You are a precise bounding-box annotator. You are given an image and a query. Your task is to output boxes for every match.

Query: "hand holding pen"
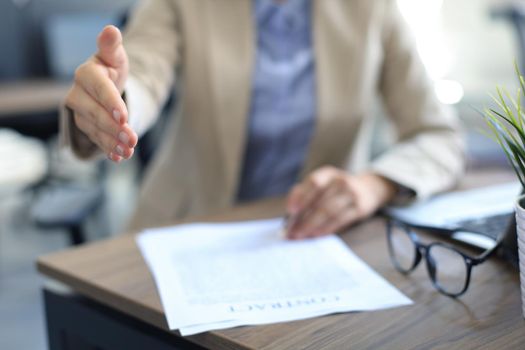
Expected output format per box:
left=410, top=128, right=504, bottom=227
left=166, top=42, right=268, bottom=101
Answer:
left=284, top=166, right=398, bottom=240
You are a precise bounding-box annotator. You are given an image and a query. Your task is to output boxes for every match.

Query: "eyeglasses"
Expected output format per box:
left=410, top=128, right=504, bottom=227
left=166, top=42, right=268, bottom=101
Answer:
left=385, top=219, right=502, bottom=297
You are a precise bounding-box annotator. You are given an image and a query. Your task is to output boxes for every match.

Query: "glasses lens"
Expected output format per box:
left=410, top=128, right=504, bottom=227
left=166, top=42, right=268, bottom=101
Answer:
left=388, top=223, right=417, bottom=272
left=427, top=245, right=468, bottom=296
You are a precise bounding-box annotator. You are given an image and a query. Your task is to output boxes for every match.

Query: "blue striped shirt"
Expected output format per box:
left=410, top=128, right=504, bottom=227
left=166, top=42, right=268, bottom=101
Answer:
left=237, top=0, right=316, bottom=202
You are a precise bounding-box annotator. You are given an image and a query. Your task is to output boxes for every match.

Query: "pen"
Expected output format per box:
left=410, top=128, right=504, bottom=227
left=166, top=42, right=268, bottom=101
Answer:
left=280, top=214, right=292, bottom=239
left=283, top=213, right=292, bottom=229
left=282, top=212, right=301, bottom=239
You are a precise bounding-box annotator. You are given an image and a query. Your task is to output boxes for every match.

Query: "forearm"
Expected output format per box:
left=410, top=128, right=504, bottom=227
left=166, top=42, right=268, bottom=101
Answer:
left=377, top=0, right=466, bottom=199
left=370, top=128, right=465, bottom=200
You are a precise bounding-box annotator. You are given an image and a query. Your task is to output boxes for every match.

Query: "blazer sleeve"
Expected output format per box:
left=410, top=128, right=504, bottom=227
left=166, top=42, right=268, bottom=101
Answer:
left=369, top=0, right=466, bottom=200
left=60, top=0, right=181, bottom=159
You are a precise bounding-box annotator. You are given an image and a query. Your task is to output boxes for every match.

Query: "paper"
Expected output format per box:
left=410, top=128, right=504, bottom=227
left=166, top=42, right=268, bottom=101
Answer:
left=136, top=218, right=412, bottom=336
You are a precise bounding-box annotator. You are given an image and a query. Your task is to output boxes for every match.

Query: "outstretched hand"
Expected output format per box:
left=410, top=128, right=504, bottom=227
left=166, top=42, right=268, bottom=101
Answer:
left=65, top=25, right=137, bottom=162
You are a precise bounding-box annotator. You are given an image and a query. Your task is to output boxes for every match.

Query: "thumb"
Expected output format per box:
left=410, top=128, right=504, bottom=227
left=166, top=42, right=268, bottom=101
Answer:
left=96, top=25, right=126, bottom=68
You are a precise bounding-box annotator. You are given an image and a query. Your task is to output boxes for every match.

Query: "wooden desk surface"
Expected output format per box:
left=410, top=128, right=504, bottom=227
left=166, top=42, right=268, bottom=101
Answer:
left=37, top=168, right=525, bottom=350
left=0, top=79, right=70, bottom=116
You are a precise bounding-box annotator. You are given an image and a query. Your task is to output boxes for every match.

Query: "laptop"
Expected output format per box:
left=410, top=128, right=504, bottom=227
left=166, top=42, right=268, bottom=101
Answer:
left=385, top=182, right=521, bottom=256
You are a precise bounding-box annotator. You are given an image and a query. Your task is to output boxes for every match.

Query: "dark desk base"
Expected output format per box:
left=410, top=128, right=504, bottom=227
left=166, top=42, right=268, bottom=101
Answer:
left=43, top=289, right=205, bottom=350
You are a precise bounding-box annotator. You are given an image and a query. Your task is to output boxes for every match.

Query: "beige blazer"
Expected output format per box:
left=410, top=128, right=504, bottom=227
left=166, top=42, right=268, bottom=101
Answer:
left=61, top=0, right=465, bottom=231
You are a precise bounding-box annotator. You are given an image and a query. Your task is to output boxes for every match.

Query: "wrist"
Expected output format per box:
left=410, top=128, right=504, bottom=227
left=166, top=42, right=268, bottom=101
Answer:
left=356, top=172, right=398, bottom=207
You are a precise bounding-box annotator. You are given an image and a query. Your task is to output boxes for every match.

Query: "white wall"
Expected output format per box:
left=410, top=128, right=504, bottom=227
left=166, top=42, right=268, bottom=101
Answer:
left=442, top=0, right=519, bottom=97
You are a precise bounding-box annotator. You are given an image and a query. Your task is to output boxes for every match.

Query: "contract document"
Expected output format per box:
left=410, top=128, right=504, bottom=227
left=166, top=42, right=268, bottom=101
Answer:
left=136, top=218, right=412, bottom=336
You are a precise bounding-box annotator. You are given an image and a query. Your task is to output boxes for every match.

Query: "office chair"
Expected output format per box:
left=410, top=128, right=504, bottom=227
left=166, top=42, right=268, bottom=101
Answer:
left=30, top=168, right=106, bottom=246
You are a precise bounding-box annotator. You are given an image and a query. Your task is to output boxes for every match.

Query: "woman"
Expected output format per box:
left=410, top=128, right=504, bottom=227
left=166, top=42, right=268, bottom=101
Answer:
left=61, top=0, right=464, bottom=237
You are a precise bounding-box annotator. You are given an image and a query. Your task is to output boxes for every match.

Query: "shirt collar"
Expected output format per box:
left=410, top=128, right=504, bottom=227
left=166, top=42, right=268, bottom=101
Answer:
left=254, top=0, right=310, bottom=33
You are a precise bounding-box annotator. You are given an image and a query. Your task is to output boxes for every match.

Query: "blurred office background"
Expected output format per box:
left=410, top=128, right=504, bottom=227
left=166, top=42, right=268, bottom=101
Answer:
left=0, top=1, right=138, bottom=349
left=0, top=0, right=522, bottom=349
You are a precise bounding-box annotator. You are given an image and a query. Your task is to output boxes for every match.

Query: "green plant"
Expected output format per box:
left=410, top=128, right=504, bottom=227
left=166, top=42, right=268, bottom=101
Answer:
left=483, top=63, right=525, bottom=189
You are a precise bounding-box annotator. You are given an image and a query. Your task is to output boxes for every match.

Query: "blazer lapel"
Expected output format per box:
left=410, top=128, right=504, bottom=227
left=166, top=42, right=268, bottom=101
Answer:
left=206, top=0, right=363, bottom=200
left=206, top=0, right=255, bottom=203
left=301, top=0, right=364, bottom=178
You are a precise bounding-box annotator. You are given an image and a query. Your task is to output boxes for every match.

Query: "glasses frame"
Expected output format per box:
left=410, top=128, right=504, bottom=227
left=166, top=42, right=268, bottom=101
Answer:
left=386, top=219, right=502, bottom=297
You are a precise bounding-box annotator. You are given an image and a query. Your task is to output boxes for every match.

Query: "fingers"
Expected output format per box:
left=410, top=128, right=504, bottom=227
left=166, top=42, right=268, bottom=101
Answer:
left=288, top=178, right=357, bottom=239
left=96, top=25, right=126, bottom=69
left=285, top=166, right=339, bottom=237
left=108, top=152, right=123, bottom=163
left=285, top=169, right=399, bottom=240
left=74, top=62, right=128, bottom=125
left=67, top=86, right=121, bottom=139
left=286, top=166, right=337, bottom=216
left=286, top=185, right=302, bottom=215
left=315, top=207, right=360, bottom=239
left=73, top=112, right=135, bottom=160
left=66, top=83, right=137, bottom=158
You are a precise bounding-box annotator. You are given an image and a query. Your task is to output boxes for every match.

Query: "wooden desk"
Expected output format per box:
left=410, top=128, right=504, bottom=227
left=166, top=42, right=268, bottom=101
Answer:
left=0, top=79, right=70, bottom=116
left=0, top=79, right=71, bottom=139
left=37, top=169, right=525, bottom=350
